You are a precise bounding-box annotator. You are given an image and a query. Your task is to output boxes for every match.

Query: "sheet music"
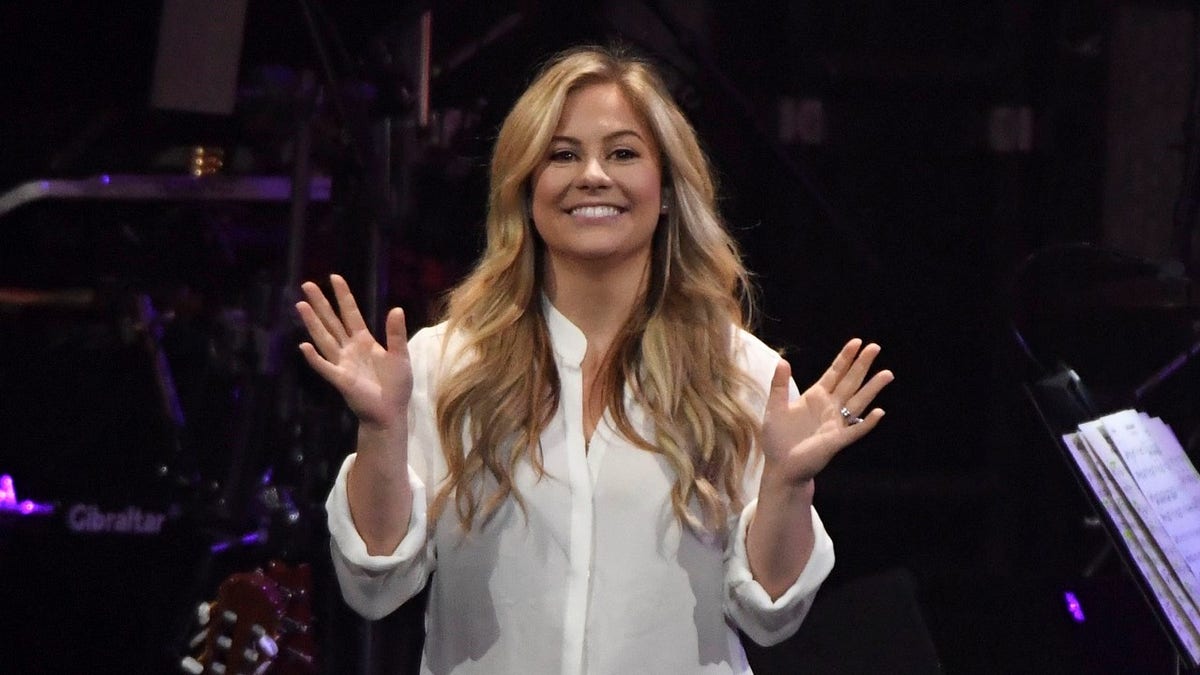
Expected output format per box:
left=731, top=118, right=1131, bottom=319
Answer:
left=1079, top=416, right=1200, bottom=615
left=1063, top=432, right=1200, bottom=661
left=1143, top=415, right=1200, bottom=579
left=1065, top=416, right=1200, bottom=663
left=1101, top=410, right=1200, bottom=588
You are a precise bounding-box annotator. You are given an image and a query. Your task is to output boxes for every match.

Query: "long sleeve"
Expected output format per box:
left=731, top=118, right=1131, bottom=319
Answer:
left=721, top=329, right=835, bottom=646
left=325, top=325, right=449, bottom=621
left=322, top=313, right=838, bottom=672
left=723, top=498, right=835, bottom=646
left=326, top=456, right=433, bottom=620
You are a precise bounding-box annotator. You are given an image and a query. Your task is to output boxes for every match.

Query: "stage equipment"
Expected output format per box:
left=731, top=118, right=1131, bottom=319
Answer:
left=1015, top=240, right=1200, bottom=673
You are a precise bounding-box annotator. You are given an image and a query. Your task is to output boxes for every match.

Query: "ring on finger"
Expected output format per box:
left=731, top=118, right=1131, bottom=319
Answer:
left=840, top=406, right=864, bottom=426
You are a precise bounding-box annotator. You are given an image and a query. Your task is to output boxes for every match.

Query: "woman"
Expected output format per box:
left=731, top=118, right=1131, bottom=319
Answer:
left=297, top=45, right=893, bottom=674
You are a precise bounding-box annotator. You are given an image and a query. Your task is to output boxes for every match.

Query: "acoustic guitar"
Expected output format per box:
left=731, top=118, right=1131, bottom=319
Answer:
left=180, top=560, right=317, bottom=674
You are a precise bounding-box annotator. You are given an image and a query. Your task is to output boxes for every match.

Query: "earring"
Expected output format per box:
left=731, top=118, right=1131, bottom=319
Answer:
left=660, top=199, right=669, bottom=214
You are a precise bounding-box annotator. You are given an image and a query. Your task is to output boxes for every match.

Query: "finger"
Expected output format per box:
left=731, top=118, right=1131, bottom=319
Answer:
left=384, top=307, right=409, bottom=356
left=843, top=370, right=895, bottom=418
left=330, top=274, right=369, bottom=335
left=301, top=280, right=349, bottom=342
left=832, top=342, right=882, bottom=400
left=815, top=338, right=863, bottom=392
left=295, top=300, right=341, bottom=359
left=792, top=407, right=885, bottom=479
left=772, top=355, right=792, bottom=391
left=844, top=365, right=892, bottom=408
left=838, top=408, right=886, bottom=444
left=298, top=341, right=344, bottom=385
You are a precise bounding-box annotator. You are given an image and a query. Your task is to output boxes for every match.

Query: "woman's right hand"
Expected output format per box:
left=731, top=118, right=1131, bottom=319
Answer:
left=295, top=274, right=412, bottom=431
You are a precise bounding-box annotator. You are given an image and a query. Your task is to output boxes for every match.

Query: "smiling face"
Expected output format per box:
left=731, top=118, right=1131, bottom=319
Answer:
left=529, top=82, right=664, bottom=275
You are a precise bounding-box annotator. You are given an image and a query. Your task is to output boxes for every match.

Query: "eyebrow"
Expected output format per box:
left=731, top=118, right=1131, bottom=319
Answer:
left=549, top=130, right=647, bottom=145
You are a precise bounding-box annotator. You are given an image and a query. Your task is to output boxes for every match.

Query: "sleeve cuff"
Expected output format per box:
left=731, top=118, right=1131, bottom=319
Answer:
left=725, top=498, right=835, bottom=646
left=325, top=453, right=429, bottom=574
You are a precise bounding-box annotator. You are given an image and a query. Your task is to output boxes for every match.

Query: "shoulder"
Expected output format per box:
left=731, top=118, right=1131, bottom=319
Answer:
left=406, top=321, right=446, bottom=364
left=408, top=321, right=472, bottom=387
left=408, top=320, right=450, bottom=352
left=731, top=326, right=783, bottom=413
left=731, top=327, right=782, bottom=382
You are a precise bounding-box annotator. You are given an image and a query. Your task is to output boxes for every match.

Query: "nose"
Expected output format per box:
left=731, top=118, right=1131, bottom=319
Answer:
left=575, top=156, right=612, bottom=190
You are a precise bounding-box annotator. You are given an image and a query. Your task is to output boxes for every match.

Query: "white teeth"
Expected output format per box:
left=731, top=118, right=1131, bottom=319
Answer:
left=571, top=205, right=621, bottom=218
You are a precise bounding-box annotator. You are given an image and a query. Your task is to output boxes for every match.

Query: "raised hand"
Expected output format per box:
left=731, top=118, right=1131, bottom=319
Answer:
left=295, top=274, right=412, bottom=431
left=759, top=339, right=894, bottom=486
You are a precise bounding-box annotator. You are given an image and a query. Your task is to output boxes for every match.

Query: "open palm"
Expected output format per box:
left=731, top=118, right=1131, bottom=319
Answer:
left=295, top=274, right=412, bottom=430
left=760, top=339, right=894, bottom=485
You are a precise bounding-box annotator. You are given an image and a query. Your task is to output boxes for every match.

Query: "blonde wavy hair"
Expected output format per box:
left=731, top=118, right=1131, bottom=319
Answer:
left=432, top=45, right=760, bottom=533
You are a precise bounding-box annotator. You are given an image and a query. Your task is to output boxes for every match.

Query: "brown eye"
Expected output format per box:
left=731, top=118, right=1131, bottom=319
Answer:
left=550, top=149, right=577, bottom=162
left=611, top=148, right=639, bottom=160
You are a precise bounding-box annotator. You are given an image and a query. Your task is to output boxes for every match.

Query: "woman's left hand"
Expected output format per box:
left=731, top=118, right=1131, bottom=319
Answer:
left=759, top=339, right=894, bottom=487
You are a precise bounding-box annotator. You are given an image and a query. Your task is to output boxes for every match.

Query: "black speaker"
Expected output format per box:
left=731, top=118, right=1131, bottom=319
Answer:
left=0, top=306, right=203, bottom=673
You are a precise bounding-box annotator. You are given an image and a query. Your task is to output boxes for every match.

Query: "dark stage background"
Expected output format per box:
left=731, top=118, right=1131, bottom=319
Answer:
left=1, top=1, right=1198, bottom=673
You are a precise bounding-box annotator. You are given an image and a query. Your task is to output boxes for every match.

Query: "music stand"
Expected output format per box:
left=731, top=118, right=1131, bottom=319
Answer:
left=1025, top=367, right=1200, bottom=674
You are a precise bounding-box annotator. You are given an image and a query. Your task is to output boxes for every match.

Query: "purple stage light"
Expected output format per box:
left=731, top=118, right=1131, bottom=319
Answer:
left=0, top=474, right=15, bottom=507
left=209, top=530, right=264, bottom=554
left=1063, top=591, right=1086, bottom=623
left=0, top=474, right=54, bottom=516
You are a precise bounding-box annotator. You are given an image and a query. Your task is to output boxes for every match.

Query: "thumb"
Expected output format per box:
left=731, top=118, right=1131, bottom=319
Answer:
left=768, top=358, right=791, bottom=406
left=384, top=307, right=409, bottom=354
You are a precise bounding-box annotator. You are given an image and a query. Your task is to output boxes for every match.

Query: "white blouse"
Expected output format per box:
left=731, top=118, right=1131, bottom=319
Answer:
left=326, top=300, right=835, bottom=674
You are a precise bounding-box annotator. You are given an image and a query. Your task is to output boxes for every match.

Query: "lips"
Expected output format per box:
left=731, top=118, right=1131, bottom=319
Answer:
left=568, top=205, right=624, bottom=218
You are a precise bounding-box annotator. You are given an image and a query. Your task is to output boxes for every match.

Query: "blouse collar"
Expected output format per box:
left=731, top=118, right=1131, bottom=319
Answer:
left=540, top=295, right=588, bottom=367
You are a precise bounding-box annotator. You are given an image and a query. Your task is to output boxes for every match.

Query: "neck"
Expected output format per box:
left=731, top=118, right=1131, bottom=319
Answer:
left=542, top=253, right=649, bottom=352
